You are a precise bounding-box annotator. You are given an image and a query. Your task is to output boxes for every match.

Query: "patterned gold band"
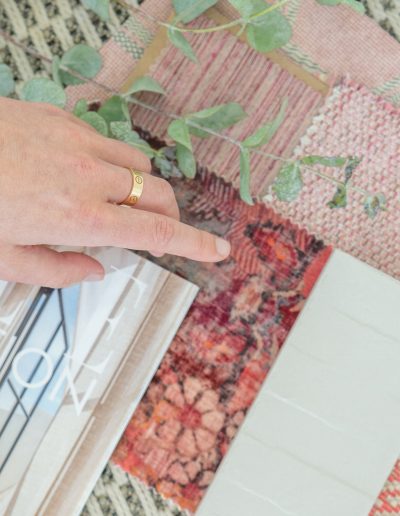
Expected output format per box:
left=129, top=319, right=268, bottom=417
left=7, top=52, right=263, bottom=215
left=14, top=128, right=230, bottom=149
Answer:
left=120, top=168, right=144, bottom=206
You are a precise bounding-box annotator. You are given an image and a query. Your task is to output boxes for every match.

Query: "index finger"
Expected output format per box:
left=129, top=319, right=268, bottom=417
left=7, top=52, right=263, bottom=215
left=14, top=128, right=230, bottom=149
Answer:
left=82, top=204, right=231, bottom=262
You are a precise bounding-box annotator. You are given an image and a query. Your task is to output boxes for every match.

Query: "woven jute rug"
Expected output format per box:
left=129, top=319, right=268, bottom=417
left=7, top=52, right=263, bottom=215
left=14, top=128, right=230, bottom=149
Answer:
left=1, top=1, right=399, bottom=515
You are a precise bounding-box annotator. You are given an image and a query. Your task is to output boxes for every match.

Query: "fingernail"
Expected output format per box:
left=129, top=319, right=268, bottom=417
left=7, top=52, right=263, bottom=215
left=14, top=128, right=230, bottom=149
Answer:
left=216, top=238, right=231, bottom=257
left=84, top=272, right=104, bottom=282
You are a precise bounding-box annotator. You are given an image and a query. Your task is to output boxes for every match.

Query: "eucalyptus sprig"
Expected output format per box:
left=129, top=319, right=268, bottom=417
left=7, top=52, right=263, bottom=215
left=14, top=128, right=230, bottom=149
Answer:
left=0, top=0, right=386, bottom=218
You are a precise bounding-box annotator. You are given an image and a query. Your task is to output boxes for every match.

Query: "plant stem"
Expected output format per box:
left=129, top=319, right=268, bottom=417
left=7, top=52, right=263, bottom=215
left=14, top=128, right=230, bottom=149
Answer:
left=0, top=30, right=375, bottom=200
left=115, top=0, right=289, bottom=34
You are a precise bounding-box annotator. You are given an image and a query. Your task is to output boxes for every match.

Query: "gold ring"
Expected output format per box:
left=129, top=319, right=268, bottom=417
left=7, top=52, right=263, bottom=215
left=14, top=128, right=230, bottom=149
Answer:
left=120, top=168, right=144, bottom=206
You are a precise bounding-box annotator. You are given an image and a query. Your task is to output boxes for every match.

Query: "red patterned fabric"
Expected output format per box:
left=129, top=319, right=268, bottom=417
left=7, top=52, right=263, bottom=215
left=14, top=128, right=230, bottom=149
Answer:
left=113, top=167, right=332, bottom=512
left=370, top=460, right=400, bottom=515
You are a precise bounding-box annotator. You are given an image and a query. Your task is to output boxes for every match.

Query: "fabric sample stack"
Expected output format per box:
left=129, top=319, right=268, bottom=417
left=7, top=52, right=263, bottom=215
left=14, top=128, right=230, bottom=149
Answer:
left=1, top=1, right=399, bottom=515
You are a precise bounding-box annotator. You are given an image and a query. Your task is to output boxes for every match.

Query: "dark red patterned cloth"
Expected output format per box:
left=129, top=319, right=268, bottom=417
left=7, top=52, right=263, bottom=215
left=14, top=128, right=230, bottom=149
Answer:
left=113, top=167, right=332, bottom=512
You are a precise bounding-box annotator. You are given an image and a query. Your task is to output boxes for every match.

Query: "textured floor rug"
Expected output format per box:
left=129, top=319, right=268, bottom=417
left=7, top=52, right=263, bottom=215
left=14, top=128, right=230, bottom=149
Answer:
left=1, top=1, right=400, bottom=515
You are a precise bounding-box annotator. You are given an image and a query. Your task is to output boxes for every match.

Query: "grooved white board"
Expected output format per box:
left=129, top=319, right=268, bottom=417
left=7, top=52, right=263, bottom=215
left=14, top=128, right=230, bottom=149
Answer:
left=197, top=250, right=400, bottom=516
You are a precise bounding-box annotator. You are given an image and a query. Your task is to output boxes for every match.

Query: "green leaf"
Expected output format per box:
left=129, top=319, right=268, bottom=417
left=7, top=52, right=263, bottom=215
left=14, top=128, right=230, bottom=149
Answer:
left=227, top=0, right=266, bottom=18
left=316, top=0, right=365, bottom=13
left=73, top=98, right=89, bottom=117
left=300, top=155, right=347, bottom=167
left=51, top=56, right=63, bottom=88
left=327, top=184, right=347, bottom=209
left=176, top=143, right=196, bottom=178
left=124, top=76, right=165, bottom=96
left=172, top=0, right=218, bottom=23
left=167, top=28, right=198, bottom=63
left=98, top=95, right=131, bottom=128
left=59, top=44, right=102, bottom=86
left=0, top=64, right=15, bottom=97
left=110, top=121, right=156, bottom=158
left=186, top=102, right=247, bottom=138
left=273, top=161, right=303, bottom=202
left=168, top=119, right=192, bottom=150
left=239, top=147, right=254, bottom=205
left=79, top=111, right=108, bottom=136
left=242, top=98, right=288, bottom=148
left=21, top=78, right=66, bottom=108
left=344, top=156, right=362, bottom=183
left=81, top=0, right=110, bottom=21
left=246, top=10, right=292, bottom=53
left=363, top=193, right=387, bottom=218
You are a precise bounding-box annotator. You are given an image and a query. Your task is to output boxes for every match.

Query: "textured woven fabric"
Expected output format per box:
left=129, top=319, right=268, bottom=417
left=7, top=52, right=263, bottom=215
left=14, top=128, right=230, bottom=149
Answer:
left=362, top=0, right=400, bottom=42
left=83, top=463, right=187, bottom=516
left=113, top=166, right=331, bottom=513
left=129, top=16, right=323, bottom=195
left=270, top=79, right=400, bottom=280
left=216, top=0, right=400, bottom=105
left=371, top=460, right=400, bottom=515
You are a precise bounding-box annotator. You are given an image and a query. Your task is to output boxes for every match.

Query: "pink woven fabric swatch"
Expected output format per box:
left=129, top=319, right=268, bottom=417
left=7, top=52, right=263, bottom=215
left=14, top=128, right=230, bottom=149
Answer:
left=217, top=0, right=400, bottom=104
left=270, top=79, right=400, bottom=279
left=129, top=16, right=322, bottom=194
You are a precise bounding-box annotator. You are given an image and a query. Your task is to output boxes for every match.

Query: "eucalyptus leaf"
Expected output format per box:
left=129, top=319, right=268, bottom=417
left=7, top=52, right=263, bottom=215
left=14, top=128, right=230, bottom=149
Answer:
left=167, top=28, right=198, bottom=63
left=81, top=0, right=110, bottom=21
left=110, top=121, right=156, bottom=158
left=73, top=99, right=89, bottom=117
left=242, top=98, right=288, bottom=148
left=273, top=161, right=303, bottom=202
left=176, top=143, right=196, bottom=178
left=0, top=64, right=15, bottom=97
left=51, top=56, right=63, bottom=88
left=186, top=102, right=247, bottom=138
left=168, top=119, right=192, bottom=150
left=172, top=0, right=218, bottom=23
left=59, top=44, right=102, bottom=86
left=80, top=111, right=108, bottom=136
left=227, top=0, right=266, bottom=18
left=327, top=184, right=347, bottom=209
left=300, top=155, right=347, bottom=167
left=21, top=78, right=66, bottom=108
left=363, top=193, right=387, bottom=218
left=316, top=0, right=365, bottom=13
left=124, top=76, right=165, bottom=96
left=246, top=10, right=292, bottom=53
left=98, top=95, right=131, bottom=128
left=344, top=156, right=362, bottom=183
left=239, top=147, right=254, bottom=205
left=341, top=0, right=365, bottom=13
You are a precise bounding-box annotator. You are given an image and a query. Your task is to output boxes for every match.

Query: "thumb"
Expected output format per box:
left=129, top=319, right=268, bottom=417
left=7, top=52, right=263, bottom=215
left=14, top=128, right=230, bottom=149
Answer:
left=1, top=245, right=104, bottom=287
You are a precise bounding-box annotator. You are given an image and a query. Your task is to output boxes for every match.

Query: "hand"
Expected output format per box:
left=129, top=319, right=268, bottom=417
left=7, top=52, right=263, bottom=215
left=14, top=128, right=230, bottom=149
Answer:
left=0, top=98, right=231, bottom=287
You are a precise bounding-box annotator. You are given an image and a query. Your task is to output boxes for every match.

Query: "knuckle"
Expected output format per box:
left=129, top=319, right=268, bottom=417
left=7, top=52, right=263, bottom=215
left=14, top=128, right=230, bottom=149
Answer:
left=73, top=202, right=104, bottom=235
left=72, top=154, right=99, bottom=178
left=152, top=216, right=175, bottom=251
left=158, top=178, right=175, bottom=199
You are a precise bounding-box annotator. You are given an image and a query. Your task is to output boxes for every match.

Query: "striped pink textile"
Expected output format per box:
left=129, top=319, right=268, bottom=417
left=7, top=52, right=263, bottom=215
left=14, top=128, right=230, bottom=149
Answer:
left=130, top=16, right=322, bottom=195
left=270, top=79, right=400, bottom=279
left=217, top=0, right=400, bottom=104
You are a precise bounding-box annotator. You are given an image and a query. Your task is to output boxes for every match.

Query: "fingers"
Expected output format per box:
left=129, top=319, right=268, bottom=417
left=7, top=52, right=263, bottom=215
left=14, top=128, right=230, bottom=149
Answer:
left=0, top=245, right=104, bottom=288
left=79, top=205, right=231, bottom=262
left=101, top=163, right=180, bottom=220
left=87, top=133, right=152, bottom=173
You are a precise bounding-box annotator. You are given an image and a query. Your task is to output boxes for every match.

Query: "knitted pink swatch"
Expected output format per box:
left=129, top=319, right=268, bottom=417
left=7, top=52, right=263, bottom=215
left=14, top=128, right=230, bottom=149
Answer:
left=270, top=79, right=400, bottom=279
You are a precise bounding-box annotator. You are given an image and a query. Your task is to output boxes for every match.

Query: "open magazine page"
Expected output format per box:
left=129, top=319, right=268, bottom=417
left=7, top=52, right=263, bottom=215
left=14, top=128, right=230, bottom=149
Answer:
left=0, top=247, right=198, bottom=516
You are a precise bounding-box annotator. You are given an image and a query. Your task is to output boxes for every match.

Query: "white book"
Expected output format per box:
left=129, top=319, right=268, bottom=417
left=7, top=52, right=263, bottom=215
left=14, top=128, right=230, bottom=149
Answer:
left=0, top=247, right=198, bottom=516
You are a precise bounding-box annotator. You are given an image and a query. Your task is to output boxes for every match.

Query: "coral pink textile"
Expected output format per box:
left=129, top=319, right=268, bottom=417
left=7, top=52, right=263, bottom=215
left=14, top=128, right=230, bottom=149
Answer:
left=130, top=16, right=322, bottom=194
left=271, top=79, right=400, bottom=280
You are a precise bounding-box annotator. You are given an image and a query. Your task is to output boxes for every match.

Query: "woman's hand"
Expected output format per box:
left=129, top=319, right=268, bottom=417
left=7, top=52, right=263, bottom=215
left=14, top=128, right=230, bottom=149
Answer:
left=0, top=98, right=231, bottom=287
